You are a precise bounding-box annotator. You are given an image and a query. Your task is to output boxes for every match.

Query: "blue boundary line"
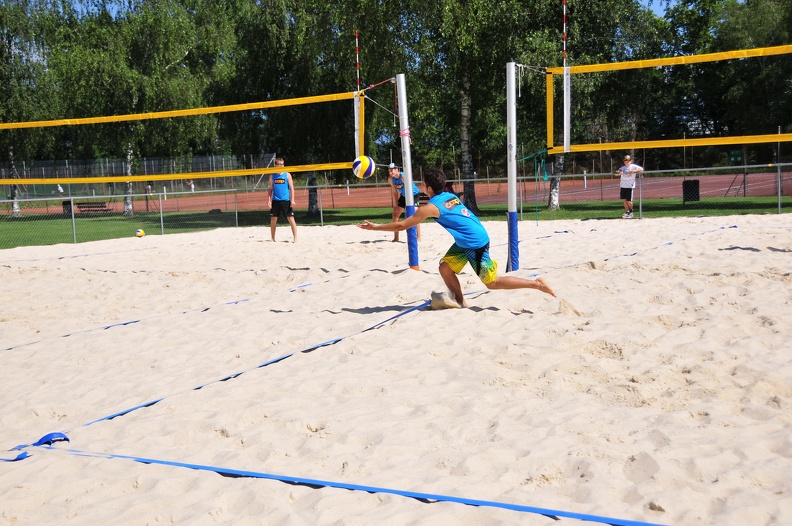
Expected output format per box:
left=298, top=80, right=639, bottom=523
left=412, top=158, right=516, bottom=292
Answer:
left=6, top=434, right=665, bottom=526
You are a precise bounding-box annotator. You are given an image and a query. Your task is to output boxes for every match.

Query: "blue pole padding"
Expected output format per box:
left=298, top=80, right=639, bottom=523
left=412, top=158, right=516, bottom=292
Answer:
left=506, top=211, right=519, bottom=271
left=406, top=205, right=419, bottom=269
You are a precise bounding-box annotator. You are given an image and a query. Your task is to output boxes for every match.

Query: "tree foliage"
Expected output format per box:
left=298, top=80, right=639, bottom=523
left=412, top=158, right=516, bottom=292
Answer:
left=0, top=0, right=789, bottom=175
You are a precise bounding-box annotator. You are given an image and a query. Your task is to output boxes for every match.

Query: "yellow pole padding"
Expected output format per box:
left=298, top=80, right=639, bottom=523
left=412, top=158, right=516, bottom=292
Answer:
left=546, top=133, right=792, bottom=155
left=546, top=73, right=554, bottom=150
left=0, top=162, right=352, bottom=185
left=0, top=92, right=356, bottom=130
left=546, top=44, right=792, bottom=74
left=357, top=92, right=366, bottom=156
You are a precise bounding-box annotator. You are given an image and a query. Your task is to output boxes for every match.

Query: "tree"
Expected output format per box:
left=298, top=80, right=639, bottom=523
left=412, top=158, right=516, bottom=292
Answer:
left=0, top=0, right=61, bottom=163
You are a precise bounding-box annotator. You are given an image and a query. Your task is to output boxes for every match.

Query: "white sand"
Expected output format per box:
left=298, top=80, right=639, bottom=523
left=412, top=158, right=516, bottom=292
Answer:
left=1, top=215, right=791, bottom=525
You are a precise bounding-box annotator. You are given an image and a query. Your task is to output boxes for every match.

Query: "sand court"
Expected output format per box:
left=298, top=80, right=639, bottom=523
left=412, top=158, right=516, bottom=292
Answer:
left=1, top=215, right=791, bottom=525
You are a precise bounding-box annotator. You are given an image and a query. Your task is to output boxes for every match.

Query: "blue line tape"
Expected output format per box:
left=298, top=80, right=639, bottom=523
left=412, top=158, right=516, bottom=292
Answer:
left=1, top=451, right=29, bottom=462
left=39, top=443, right=665, bottom=526
left=103, top=320, right=141, bottom=329
left=83, top=399, right=164, bottom=427
left=11, top=431, right=69, bottom=452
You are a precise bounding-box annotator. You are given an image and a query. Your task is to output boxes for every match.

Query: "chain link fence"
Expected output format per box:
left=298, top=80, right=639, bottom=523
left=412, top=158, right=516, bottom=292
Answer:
left=2, top=164, right=790, bottom=249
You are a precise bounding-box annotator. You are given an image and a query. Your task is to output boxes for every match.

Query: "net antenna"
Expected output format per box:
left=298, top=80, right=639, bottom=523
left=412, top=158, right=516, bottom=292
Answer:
left=563, top=0, right=571, bottom=153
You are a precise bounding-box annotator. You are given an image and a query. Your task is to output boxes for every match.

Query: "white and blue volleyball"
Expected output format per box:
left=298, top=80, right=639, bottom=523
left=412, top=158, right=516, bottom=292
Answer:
left=352, top=156, right=376, bottom=179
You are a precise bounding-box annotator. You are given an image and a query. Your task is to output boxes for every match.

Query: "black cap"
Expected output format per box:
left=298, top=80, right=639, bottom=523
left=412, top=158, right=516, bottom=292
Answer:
left=388, top=162, right=399, bottom=169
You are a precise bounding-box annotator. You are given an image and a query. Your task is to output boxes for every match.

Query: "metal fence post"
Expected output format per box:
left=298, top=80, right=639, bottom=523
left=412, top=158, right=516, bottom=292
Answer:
left=70, top=197, right=76, bottom=243
left=234, top=190, right=239, bottom=227
left=778, top=130, right=783, bottom=214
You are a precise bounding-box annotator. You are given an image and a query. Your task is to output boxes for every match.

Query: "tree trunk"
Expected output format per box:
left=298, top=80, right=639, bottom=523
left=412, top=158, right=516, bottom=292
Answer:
left=9, top=147, right=21, bottom=217
left=459, top=66, right=479, bottom=214
left=307, top=173, right=319, bottom=216
left=10, top=184, right=20, bottom=218
left=548, top=154, right=563, bottom=210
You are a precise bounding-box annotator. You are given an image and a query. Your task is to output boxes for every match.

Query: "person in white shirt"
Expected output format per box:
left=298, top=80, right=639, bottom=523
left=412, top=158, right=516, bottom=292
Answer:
left=616, top=154, right=643, bottom=219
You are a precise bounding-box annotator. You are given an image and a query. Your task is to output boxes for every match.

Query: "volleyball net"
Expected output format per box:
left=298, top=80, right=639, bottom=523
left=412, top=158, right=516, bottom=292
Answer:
left=0, top=90, right=366, bottom=187
left=545, top=44, right=792, bottom=155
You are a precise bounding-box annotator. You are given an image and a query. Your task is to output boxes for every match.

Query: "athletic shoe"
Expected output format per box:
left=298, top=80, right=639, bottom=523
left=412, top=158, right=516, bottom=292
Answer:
left=626, top=212, right=634, bottom=219
left=622, top=212, right=630, bottom=219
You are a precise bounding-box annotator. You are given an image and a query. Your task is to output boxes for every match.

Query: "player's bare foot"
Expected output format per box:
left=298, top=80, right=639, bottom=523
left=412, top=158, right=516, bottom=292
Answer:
left=535, top=277, right=556, bottom=297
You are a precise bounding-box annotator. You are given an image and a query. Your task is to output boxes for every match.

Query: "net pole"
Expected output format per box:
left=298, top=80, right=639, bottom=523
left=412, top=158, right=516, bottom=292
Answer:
left=563, top=0, right=571, bottom=153
left=395, top=73, right=419, bottom=270
left=506, top=62, right=519, bottom=272
left=353, top=93, right=361, bottom=157
left=354, top=31, right=363, bottom=157
left=355, top=31, right=361, bottom=92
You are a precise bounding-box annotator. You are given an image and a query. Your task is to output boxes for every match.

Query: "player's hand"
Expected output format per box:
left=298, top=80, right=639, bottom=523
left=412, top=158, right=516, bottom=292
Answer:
left=356, top=220, right=376, bottom=230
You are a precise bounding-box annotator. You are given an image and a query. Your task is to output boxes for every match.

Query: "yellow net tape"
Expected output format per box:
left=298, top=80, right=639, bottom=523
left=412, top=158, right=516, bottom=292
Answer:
left=0, top=162, right=352, bottom=185
left=0, top=92, right=356, bottom=130
left=546, top=45, right=792, bottom=74
left=547, top=133, right=792, bottom=155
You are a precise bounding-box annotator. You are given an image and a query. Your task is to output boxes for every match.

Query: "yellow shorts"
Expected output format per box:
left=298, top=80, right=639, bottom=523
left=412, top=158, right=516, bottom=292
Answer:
left=442, top=243, right=498, bottom=285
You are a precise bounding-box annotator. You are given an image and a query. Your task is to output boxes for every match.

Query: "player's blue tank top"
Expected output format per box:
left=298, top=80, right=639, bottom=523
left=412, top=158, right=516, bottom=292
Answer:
left=428, top=192, right=489, bottom=249
left=271, top=172, right=290, bottom=200
left=392, top=173, right=419, bottom=197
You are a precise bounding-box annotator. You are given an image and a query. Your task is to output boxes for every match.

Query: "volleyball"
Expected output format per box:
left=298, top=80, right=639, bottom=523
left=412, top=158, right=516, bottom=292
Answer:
left=135, top=229, right=145, bottom=237
left=352, top=155, right=376, bottom=179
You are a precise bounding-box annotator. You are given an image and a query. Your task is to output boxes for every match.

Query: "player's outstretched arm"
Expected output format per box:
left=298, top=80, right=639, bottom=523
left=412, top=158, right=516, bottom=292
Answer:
left=357, top=204, right=438, bottom=232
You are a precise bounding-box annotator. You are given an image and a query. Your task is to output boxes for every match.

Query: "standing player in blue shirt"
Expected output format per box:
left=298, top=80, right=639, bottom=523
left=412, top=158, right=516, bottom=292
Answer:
left=268, top=157, right=298, bottom=242
left=358, top=168, right=555, bottom=307
left=387, top=162, right=421, bottom=243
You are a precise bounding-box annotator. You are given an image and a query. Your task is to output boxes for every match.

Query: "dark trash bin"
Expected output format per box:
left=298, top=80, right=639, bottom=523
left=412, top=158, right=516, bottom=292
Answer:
left=62, top=200, right=72, bottom=215
left=683, top=180, right=700, bottom=203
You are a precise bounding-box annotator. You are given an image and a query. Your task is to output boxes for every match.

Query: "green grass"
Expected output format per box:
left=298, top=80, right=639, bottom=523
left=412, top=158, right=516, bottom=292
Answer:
left=516, top=197, right=789, bottom=221
left=0, top=197, right=788, bottom=249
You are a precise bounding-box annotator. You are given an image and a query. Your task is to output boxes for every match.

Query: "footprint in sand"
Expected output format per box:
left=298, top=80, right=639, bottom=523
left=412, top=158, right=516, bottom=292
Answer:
left=430, top=290, right=461, bottom=310
left=557, top=298, right=583, bottom=317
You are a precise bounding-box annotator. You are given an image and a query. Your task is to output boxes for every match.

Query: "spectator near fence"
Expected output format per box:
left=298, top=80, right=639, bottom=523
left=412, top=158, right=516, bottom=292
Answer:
left=616, top=155, right=643, bottom=219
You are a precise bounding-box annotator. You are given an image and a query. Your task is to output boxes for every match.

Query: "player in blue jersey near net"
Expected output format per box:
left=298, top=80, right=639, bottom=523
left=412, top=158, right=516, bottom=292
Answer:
left=387, top=162, right=421, bottom=243
left=268, top=157, right=298, bottom=242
